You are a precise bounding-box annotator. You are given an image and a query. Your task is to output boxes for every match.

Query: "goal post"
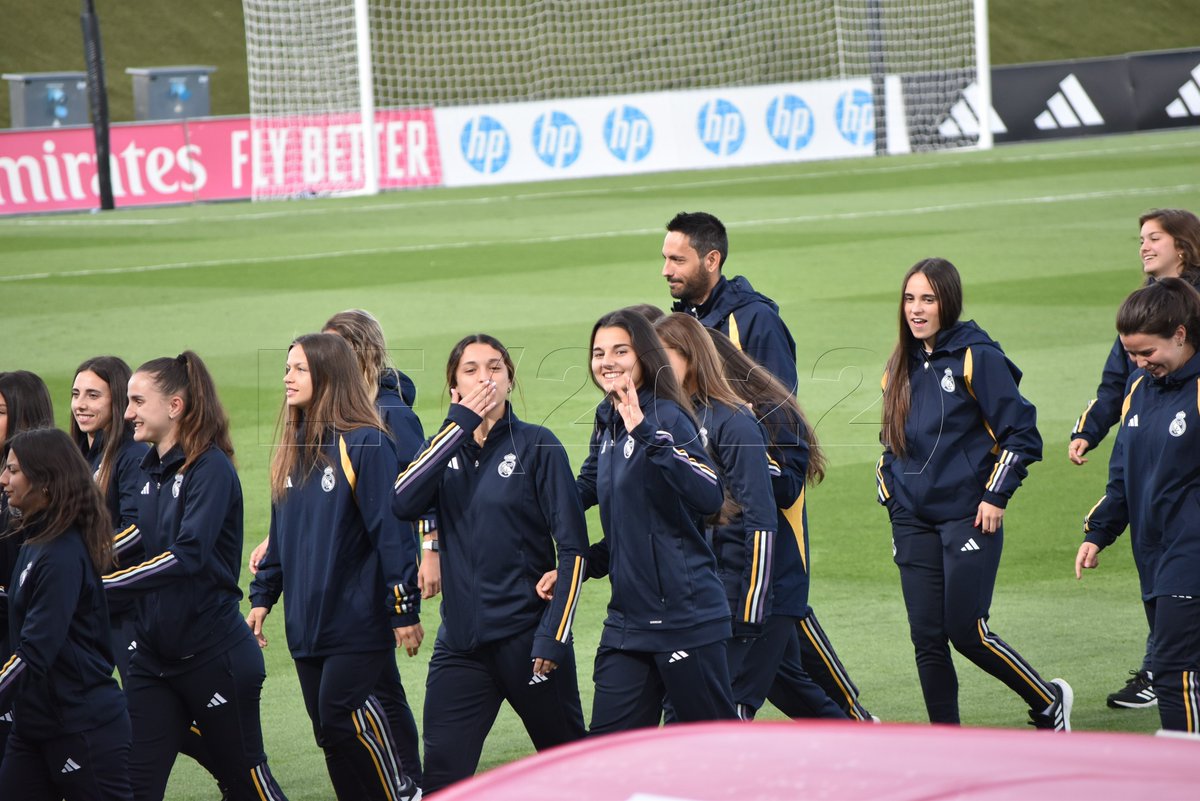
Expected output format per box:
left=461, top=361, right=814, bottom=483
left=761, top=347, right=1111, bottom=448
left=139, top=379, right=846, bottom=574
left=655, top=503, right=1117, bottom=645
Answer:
left=241, top=0, right=992, bottom=199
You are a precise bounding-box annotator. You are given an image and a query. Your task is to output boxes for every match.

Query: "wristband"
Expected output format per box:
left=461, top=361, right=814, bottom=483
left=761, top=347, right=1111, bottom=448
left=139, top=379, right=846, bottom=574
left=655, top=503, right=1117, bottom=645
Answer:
left=422, top=539, right=439, bottom=552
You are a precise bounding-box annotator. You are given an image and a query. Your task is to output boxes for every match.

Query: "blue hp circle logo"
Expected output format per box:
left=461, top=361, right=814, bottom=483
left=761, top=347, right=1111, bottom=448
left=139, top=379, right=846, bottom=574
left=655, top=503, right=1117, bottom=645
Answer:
left=767, top=95, right=814, bottom=151
left=697, top=99, right=745, bottom=156
left=835, top=90, right=875, bottom=146
left=533, top=111, right=582, bottom=169
left=604, top=106, right=653, bottom=163
left=460, top=115, right=510, bottom=174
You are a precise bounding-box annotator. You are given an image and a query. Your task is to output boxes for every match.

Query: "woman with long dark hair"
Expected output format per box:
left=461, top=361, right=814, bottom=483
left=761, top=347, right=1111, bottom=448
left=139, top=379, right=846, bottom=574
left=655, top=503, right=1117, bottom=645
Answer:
left=393, top=333, right=587, bottom=793
left=0, top=369, right=55, bottom=762
left=0, top=428, right=130, bottom=800
left=102, top=352, right=287, bottom=800
left=578, top=308, right=735, bottom=733
left=877, top=258, right=1069, bottom=729
left=1078, top=277, right=1200, bottom=733
left=69, top=357, right=148, bottom=668
left=248, top=334, right=420, bottom=801
left=703, top=328, right=850, bottom=721
left=1069, top=208, right=1200, bottom=709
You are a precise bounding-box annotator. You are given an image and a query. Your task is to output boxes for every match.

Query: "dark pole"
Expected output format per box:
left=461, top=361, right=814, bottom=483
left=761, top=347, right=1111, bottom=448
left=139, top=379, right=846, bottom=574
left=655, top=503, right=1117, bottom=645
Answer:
left=81, top=0, right=114, bottom=210
left=867, top=0, right=887, bottom=155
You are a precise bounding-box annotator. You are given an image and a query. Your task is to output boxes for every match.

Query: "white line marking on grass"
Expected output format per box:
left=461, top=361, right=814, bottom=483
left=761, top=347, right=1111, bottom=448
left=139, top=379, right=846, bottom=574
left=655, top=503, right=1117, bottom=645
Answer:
left=2, top=183, right=1195, bottom=284
left=3, top=137, right=1196, bottom=229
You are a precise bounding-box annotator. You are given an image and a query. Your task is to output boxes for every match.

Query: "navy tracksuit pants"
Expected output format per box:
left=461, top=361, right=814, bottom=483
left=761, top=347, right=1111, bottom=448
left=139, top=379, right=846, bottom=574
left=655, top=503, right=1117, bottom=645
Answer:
left=732, top=614, right=846, bottom=720
left=126, top=632, right=286, bottom=801
left=0, top=712, right=132, bottom=801
left=422, top=624, right=585, bottom=794
left=769, top=611, right=871, bottom=720
left=589, top=640, right=736, bottom=734
left=1150, top=594, right=1200, bottom=733
left=293, top=650, right=416, bottom=801
left=890, top=503, right=1055, bottom=724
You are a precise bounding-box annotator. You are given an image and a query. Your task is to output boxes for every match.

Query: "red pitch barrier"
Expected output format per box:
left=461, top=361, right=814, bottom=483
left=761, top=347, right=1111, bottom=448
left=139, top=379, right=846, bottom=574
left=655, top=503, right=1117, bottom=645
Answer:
left=435, top=720, right=1199, bottom=800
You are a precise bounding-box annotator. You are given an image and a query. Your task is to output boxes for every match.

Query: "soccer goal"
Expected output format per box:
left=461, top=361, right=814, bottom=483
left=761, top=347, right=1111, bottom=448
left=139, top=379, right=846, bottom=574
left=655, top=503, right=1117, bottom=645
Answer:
left=241, top=0, right=992, bottom=199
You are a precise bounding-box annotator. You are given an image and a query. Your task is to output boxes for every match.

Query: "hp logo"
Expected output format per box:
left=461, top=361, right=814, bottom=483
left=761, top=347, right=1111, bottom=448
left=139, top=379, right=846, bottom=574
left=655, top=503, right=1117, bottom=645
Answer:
left=532, top=111, right=582, bottom=169
left=604, top=106, right=653, bottom=163
left=835, top=90, right=875, bottom=147
left=697, top=99, right=745, bottom=156
left=460, top=115, right=510, bottom=174
left=767, top=95, right=814, bottom=151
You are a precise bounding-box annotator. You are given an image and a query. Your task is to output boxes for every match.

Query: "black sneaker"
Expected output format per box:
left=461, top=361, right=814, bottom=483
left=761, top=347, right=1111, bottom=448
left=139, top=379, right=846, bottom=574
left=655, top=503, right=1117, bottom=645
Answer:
left=1107, top=670, right=1157, bottom=709
left=1028, top=678, right=1073, bottom=731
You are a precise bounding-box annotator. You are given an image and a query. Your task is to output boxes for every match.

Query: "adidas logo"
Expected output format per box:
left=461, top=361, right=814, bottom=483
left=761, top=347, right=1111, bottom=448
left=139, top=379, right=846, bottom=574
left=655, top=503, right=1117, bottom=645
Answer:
left=206, top=692, right=228, bottom=708
left=937, top=81, right=1008, bottom=139
left=667, top=650, right=690, bottom=663
left=961, top=538, right=981, bottom=552
left=1166, top=64, right=1200, bottom=119
left=127, top=640, right=137, bottom=651
left=1035, top=74, right=1104, bottom=130
left=141, top=481, right=152, bottom=495
left=528, top=673, right=548, bottom=686
left=448, top=457, right=460, bottom=470
left=61, top=758, right=81, bottom=774
left=0, top=711, right=11, bottom=723
left=1128, top=414, right=1139, bottom=427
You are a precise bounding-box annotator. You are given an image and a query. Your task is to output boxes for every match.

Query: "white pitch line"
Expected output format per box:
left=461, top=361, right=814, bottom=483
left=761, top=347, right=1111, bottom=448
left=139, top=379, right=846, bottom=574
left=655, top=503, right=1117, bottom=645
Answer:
left=1, top=182, right=1196, bottom=284
left=2, top=136, right=1196, bottom=229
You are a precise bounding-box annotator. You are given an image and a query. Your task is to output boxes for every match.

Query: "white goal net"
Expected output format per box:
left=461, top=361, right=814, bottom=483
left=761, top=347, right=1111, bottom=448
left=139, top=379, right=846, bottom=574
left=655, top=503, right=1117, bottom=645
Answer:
left=242, top=0, right=989, bottom=198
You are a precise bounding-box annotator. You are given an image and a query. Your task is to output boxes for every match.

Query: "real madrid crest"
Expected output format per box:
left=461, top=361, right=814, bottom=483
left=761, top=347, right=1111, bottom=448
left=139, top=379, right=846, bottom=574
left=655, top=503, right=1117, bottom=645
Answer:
left=498, top=453, right=517, bottom=478
left=321, top=465, right=336, bottom=492
left=699, top=427, right=709, bottom=449
left=940, top=368, right=956, bottom=393
left=623, top=436, right=635, bottom=459
left=172, top=474, right=184, bottom=498
left=1169, top=411, right=1187, bottom=438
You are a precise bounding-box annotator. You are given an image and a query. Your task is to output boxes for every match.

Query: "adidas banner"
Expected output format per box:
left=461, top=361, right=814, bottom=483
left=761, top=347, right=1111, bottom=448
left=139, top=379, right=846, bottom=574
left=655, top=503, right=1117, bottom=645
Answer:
left=991, top=58, right=1136, bottom=142
left=1129, top=49, right=1200, bottom=131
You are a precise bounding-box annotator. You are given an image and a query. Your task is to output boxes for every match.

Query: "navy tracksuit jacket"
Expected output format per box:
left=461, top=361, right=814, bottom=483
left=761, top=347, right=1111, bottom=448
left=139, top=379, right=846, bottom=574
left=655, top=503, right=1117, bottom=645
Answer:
left=392, top=402, right=587, bottom=663
left=103, top=444, right=250, bottom=672
left=877, top=320, right=1043, bottom=521
left=577, top=388, right=729, bottom=651
left=250, top=427, right=421, bottom=657
left=674, top=275, right=798, bottom=392
left=1083, top=351, right=1200, bottom=601
left=697, top=401, right=777, bottom=638
left=84, top=430, right=150, bottom=567
left=0, top=525, right=126, bottom=739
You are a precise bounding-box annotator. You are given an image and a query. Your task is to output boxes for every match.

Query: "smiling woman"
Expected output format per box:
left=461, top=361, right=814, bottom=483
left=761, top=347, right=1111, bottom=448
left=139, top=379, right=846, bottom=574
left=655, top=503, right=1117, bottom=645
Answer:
left=1079, top=277, right=1200, bottom=734
left=876, top=258, right=1071, bottom=731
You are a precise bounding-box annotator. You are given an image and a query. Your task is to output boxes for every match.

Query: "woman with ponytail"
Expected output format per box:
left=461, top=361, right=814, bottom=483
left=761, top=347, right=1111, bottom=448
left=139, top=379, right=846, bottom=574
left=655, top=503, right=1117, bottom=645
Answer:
left=102, top=352, right=288, bottom=801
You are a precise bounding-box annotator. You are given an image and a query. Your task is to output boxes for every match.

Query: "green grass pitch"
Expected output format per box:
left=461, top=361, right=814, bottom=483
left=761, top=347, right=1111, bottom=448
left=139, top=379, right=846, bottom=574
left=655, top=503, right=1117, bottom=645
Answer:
left=2, top=128, right=1199, bottom=798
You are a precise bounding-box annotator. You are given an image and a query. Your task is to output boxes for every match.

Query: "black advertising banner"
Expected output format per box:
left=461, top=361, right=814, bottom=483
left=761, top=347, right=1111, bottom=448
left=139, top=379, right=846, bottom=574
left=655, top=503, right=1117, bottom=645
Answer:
left=1128, top=49, right=1200, bottom=131
left=991, top=57, right=1136, bottom=143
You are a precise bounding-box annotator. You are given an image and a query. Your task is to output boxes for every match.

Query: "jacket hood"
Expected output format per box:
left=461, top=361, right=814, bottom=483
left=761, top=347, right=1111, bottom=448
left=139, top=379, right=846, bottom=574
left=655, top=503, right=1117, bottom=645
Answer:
left=926, top=319, right=999, bottom=355
left=674, top=275, right=779, bottom=319
left=379, top=367, right=417, bottom=406
left=1152, top=347, right=1200, bottom=389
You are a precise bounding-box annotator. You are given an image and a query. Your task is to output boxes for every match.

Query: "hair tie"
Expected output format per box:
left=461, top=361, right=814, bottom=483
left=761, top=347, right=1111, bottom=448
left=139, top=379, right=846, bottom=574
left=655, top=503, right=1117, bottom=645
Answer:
left=176, top=353, right=188, bottom=365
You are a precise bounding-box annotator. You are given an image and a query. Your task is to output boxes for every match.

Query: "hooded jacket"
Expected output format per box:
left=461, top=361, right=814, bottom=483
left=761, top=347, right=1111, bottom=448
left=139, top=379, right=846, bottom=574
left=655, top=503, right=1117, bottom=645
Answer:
left=674, top=275, right=798, bottom=392
left=577, top=388, right=729, bottom=651
left=1083, top=349, right=1200, bottom=599
left=1071, top=275, right=1200, bottom=449
left=877, top=320, right=1042, bottom=523
left=696, top=401, right=777, bottom=638
left=760, top=403, right=816, bottom=619
left=392, top=403, right=587, bottom=665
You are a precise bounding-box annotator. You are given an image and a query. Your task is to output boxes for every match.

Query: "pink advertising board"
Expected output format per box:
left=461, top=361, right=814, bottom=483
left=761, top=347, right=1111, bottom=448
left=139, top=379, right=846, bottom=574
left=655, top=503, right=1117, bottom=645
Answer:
left=0, top=109, right=442, bottom=215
